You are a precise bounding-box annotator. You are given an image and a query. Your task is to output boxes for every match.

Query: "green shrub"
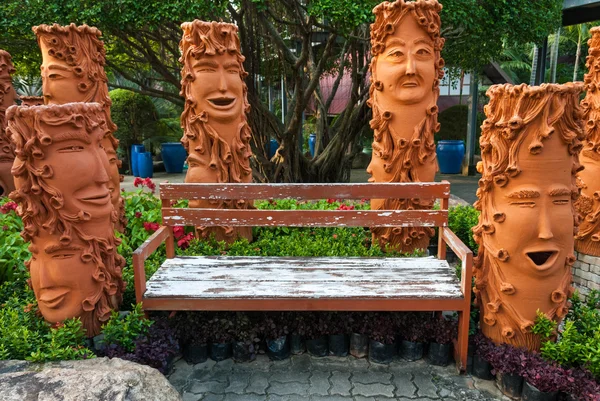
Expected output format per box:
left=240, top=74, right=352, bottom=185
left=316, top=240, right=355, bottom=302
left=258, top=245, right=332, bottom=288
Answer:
left=437, top=105, right=468, bottom=141
left=101, top=304, right=153, bottom=353
left=0, top=198, right=30, bottom=284
left=448, top=205, right=479, bottom=253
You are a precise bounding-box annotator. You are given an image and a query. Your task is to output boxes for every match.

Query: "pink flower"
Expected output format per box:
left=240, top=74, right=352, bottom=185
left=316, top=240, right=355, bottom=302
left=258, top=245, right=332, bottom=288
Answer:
left=0, top=202, right=17, bottom=214
left=332, top=234, right=338, bottom=239
left=133, top=177, right=144, bottom=187
left=134, top=212, right=142, bottom=218
left=177, top=232, right=194, bottom=250
left=173, top=226, right=185, bottom=239
left=143, top=222, right=160, bottom=232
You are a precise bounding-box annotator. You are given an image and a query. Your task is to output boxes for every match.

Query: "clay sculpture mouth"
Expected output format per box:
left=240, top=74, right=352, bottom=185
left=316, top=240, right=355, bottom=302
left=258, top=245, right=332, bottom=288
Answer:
left=39, top=288, right=68, bottom=308
left=80, top=192, right=110, bottom=205
left=526, top=251, right=558, bottom=271
left=402, top=81, right=418, bottom=87
left=208, top=97, right=236, bottom=108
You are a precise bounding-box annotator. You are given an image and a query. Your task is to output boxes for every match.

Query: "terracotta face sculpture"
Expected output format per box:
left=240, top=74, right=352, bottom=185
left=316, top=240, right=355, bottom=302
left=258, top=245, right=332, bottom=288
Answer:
left=0, top=49, right=17, bottom=197
left=34, top=24, right=125, bottom=232
left=473, top=83, right=584, bottom=351
left=575, top=27, right=600, bottom=256
left=7, top=103, right=125, bottom=336
left=367, top=0, right=445, bottom=253
left=179, top=20, right=254, bottom=243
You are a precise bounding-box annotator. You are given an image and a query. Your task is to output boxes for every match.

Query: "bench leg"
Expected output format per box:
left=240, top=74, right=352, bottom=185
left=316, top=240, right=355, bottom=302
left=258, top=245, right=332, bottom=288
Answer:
left=454, top=310, right=469, bottom=373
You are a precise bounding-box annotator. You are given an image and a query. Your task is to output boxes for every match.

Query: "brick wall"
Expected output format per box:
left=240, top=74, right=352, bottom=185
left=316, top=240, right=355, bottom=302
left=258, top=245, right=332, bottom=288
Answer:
left=573, top=251, right=600, bottom=299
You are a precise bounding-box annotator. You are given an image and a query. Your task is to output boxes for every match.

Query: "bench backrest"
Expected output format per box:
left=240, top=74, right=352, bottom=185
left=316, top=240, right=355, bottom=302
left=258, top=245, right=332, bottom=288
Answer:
left=159, top=182, right=450, bottom=228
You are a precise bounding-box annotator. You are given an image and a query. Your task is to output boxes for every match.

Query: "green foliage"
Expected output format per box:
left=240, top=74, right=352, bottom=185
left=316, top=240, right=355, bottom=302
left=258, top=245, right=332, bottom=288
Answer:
left=0, top=198, right=30, bottom=284
left=101, top=304, right=153, bottom=353
left=109, top=89, right=159, bottom=159
left=447, top=205, right=479, bottom=253
left=534, top=290, right=600, bottom=379
left=437, top=105, right=468, bottom=142
left=0, top=280, right=93, bottom=361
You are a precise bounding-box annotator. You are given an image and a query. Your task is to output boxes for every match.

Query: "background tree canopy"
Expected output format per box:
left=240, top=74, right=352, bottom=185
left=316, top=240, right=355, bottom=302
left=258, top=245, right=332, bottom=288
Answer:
left=0, top=0, right=563, bottom=182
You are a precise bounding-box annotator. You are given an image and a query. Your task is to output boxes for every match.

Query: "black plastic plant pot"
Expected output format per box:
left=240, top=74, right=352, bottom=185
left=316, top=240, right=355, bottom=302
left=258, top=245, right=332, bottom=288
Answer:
left=328, top=334, right=349, bottom=357
left=472, top=354, right=494, bottom=380
left=210, top=342, right=232, bottom=362
left=400, top=340, right=424, bottom=361
left=498, top=373, right=523, bottom=399
left=522, top=381, right=558, bottom=401
left=266, top=336, right=290, bottom=361
left=350, top=333, right=369, bottom=358
left=369, top=340, right=396, bottom=364
left=182, top=343, right=208, bottom=364
left=290, top=334, right=305, bottom=355
left=428, top=342, right=451, bottom=366
left=232, top=341, right=254, bottom=362
left=306, top=336, right=328, bottom=357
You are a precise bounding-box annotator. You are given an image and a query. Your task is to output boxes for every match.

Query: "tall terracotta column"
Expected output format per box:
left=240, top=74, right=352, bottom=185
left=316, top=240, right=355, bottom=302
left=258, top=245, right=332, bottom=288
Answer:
left=179, top=20, right=254, bottom=243
left=7, top=103, right=125, bottom=337
left=576, top=27, right=600, bottom=256
left=33, top=24, right=126, bottom=232
left=367, top=0, right=445, bottom=253
left=0, top=49, right=17, bottom=197
left=473, top=83, right=584, bottom=351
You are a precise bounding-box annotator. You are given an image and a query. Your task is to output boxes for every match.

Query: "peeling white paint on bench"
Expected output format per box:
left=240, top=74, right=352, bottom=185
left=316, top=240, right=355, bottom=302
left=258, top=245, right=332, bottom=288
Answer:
left=143, top=256, right=463, bottom=300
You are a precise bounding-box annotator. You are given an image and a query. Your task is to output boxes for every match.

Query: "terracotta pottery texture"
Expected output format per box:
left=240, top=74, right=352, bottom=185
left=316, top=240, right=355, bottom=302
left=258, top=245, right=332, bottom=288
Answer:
left=33, top=23, right=126, bottom=232
left=473, top=83, right=584, bottom=351
left=367, top=0, right=445, bottom=253
left=0, top=49, right=17, bottom=197
left=6, top=103, right=126, bottom=337
left=20, top=96, right=44, bottom=107
left=575, top=27, right=600, bottom=256
left=179, top=20, right=254, bottom=244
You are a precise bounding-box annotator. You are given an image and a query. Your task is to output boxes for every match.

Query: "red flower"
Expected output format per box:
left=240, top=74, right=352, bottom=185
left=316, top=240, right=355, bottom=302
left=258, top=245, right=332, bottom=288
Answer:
left=327, top=198, right=335, bottom=204
left=143, top=222, right=160, bottom=232
left=0, top=201, right=17, bottom=214
left=134, top=212, right=142, bottom=218
left=173, top=225, right=185, bottom=239
left=332, top=234, right=338, bottom=239
left=177, top=232, right=194, bottom=250
left=143, top=177, right=156, bottom=192
left=133, top=177, right=144, bottom=187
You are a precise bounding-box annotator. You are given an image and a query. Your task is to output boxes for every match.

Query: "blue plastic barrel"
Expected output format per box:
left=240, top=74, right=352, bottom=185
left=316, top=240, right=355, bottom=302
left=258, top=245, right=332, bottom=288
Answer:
left=436, top=140, right=465, bottom=174
left=161, top=142, right=187, bottom=173
left=136, top=151, right=154, bottom=178
left=268, top=139, right=279, bottom=159
left=131, top=144, right=145, bottom=176
left=308, top=133, right=316, bottom=157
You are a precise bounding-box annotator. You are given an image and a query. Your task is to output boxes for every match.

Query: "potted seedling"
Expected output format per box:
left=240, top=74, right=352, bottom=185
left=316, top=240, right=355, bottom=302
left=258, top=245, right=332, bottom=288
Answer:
left=399, top=312, right=429, bottom=361
left=304, top=312, right=329, bottom=357
left=289, top=312, right=307, bottom=355
left=208, top=313, right=235, bottom=361
left=172, top=312, right=209, bottom=364
left=368, top=313, right=397, bottom=364
left=327, top=312, right=351, bottom=357
left=349, top=312, right=370, bottom=358
left=428, top=317, right=457, bottom=367
left=232, top=312, right=260, bottom=362
left=260, top=312, right=290, bottom=361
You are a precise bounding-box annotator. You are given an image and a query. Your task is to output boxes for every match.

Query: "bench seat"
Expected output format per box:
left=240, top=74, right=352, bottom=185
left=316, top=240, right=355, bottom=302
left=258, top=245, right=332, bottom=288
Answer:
left=142, top=256, right=464, bottom=311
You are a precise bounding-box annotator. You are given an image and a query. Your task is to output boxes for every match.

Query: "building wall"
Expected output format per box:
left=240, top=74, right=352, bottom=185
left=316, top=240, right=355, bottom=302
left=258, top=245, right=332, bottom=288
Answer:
left=573, top=251, right=600, bottom=299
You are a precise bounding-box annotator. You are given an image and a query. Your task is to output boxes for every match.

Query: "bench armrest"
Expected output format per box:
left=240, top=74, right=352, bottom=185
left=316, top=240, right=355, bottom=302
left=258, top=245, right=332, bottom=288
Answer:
left=440, top=227, right=473, bottom=302
left=132, top=225, right=173, bottom=304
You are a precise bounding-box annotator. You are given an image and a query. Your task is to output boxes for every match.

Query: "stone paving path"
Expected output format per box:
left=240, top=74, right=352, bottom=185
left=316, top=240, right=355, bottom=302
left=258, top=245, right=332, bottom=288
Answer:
left=168, top=354, right=509, bottom=401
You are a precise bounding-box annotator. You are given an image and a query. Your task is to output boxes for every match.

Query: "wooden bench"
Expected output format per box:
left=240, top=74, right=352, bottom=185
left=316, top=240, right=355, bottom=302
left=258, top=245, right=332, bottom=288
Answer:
left=133, top=181, right=473, bottom=371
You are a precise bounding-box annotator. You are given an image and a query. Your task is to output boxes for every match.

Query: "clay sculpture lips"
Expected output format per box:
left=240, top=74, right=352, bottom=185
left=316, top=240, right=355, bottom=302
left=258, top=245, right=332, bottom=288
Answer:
left=208, top=97, right=236, bottom=109
left=526, top=250, right=558, bottom=271
left=39, top=287, right=69, bottom=309
left=80, top=192, right=110, bottom=205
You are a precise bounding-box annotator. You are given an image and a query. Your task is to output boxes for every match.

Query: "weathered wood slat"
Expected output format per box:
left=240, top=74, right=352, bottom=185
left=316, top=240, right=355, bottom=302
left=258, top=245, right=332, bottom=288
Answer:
left=162, top=208, right=448, bottom=227
left=144, top=280, right=464, bottom=300
left=160, top=182, right=451, bottom=201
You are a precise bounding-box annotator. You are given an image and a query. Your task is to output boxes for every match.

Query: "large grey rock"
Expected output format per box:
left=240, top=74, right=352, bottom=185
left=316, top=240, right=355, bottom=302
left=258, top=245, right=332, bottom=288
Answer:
left=0, top=357, right=182, bottom=401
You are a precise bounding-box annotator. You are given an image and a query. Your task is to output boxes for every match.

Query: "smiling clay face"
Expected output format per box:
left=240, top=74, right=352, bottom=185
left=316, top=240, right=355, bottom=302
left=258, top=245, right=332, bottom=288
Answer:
left=34, top=119, right=112, bottom=219
left=374, top=13, right=436, bottom=108
left=189, top=52, right=244, bottom=123
left=29, top=234, right=100, bottom=323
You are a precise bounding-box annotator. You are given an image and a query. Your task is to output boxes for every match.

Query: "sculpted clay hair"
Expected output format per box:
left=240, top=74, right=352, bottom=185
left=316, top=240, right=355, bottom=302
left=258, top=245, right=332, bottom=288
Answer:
left=367, top=0, right=445, bottom=252
left=473, top=83, right=584, bottom=350
left=575, top=27, right=600, bottom=255
left=179, top=20, right=252, bottom=184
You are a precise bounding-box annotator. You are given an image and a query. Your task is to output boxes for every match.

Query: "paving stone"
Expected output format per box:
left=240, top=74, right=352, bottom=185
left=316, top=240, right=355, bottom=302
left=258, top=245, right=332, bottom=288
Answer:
left=182, top=392, right=202, bottom=401
left=349, top=357, right=370, bottom=370
left=312, top=356, right=352, bottom=371
left=439, top=388, right=457, bottom=399
left=330, top=370, right=352, bottom=396
left=246, top=371, right=269, bottom=395
left=472, top=377, right=510, bottom=401
left=267, top=380, right=308, bottom=396
left=201, top=394, right=225, bottom=401
left=233, top=356, right=271, bottom=372
left=413, top=371, right=439, bottom=399
left=190, top=368, right=225, bottom=382
left=353, top=397, right=377, bottom=401
left=194, top=359, right=217, bottom=371
left=308, top=371, right=330, bottom=396
left=392, top=372, right=417, bottom=398
left=311, top=396, right=353, bottom=401
left=224, top=372, right=250, bottom=394
left=267, top=395, right=306, bottom=401
left=290, top=354, right=312, bottom=371
left=270, top=370, right=310, bottom=383
left=269, top=358, right=292, bottom=372
left=352, top=383, right=396, bottom=398
left=223, top=394, right=264, bottom=401
left=213, top=359, right=235, bottom=373
left=187, top=380, right=228, bottom=395
left=353, top=371, right=393, bottom=385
